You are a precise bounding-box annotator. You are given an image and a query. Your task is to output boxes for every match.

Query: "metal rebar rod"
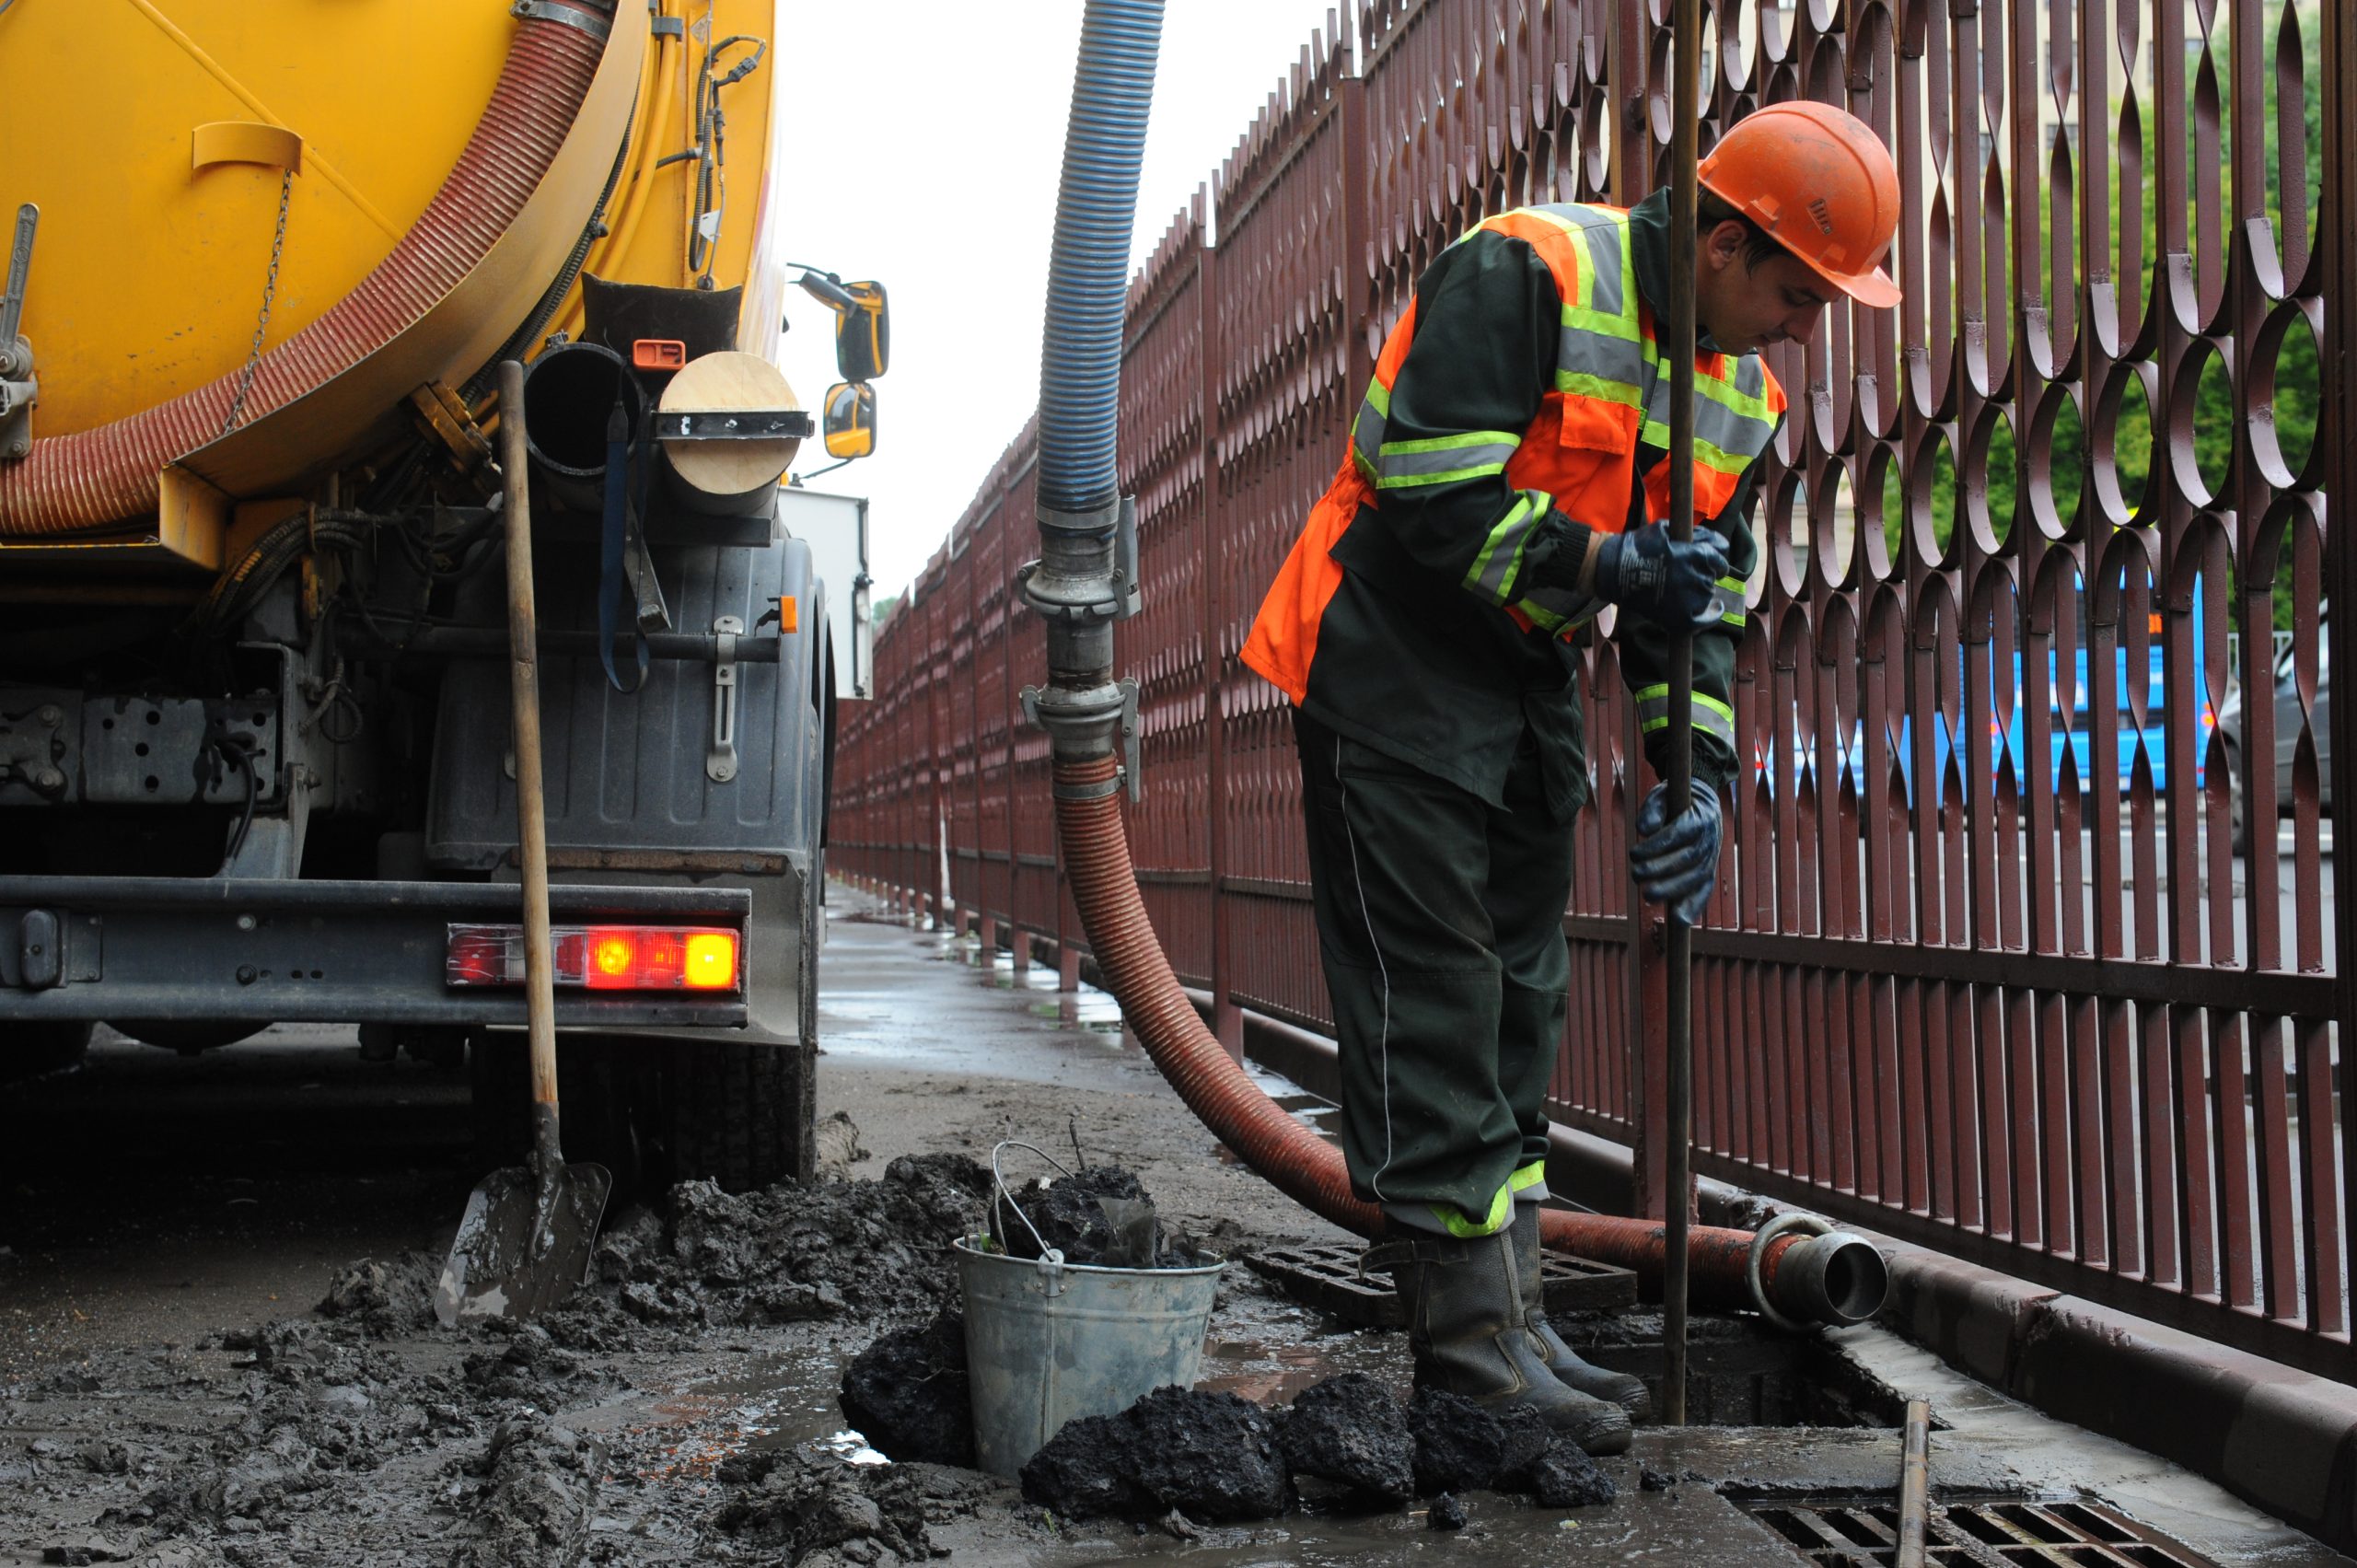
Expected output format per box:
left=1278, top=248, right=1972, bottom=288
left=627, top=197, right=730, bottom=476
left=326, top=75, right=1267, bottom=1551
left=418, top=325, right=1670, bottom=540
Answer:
left=1896, top=1397, right=1933, bottom=1568
left=1660, top=0, right=1703, bottom=1430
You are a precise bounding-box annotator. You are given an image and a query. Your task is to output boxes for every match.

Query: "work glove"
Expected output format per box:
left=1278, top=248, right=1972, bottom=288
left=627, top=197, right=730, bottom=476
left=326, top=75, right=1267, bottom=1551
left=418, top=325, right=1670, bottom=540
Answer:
left=1631, top=782, right=1723, bottom=926
left=1594, top=524, right=1729, bottom=632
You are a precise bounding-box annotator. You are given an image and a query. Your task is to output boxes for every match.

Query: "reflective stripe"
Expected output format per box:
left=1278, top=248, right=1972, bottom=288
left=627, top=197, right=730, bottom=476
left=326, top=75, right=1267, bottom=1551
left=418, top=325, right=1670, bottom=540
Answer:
left=1514, top=583, right=1601, bottom=633
left=1464, top=494, right=1540, bottom=604
left=1432, top=1179, right=1515, bottom=1239
left=1710, top=574, right=1747, bottom=628
left=1639, top=359, right=1780, bottom=479
left=1555, top=211, right=1645, bottom=406
left=1376, top=430, right=1522, bottom=489
left=1633, top=684, right=1737, bottom=749
left=1509, top=1161, right=1548, bottom=1195
left=1352, top=390, right=1387, bottom=481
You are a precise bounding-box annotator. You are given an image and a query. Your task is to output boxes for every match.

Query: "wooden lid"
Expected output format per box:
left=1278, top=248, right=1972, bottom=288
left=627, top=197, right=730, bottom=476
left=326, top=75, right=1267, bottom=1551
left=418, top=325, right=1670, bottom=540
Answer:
left=656, top=351, right=801, bottom=500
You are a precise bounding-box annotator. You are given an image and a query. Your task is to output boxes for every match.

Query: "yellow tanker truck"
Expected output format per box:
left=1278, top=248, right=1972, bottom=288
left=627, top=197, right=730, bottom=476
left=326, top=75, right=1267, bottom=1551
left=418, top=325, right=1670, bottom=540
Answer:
left=0, top=0, right=879, bottom=1189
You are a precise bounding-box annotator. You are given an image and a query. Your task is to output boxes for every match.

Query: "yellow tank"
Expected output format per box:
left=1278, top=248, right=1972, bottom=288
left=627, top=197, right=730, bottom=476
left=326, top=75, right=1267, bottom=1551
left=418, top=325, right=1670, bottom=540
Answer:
left=0, top=0, right=784, bottom=570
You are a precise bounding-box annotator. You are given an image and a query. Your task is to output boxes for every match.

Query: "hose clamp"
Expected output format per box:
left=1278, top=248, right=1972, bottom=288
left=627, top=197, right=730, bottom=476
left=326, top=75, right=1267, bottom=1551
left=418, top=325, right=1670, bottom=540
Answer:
left=1745, top=1209, right=1830, bottom=1333
left=1018, top=495, right=1141, bottom=623
left=1022, top=678, right=1141, bottom=802
left=511, top=0, right=614, bottom=41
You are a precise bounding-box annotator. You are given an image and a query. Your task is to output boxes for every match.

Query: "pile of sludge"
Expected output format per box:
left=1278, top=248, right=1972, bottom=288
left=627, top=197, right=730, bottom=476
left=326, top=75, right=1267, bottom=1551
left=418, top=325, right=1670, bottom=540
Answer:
left=842, top=1158, right=1616, bottom=1527
left=844, top=1313, right=1615, bottom=1526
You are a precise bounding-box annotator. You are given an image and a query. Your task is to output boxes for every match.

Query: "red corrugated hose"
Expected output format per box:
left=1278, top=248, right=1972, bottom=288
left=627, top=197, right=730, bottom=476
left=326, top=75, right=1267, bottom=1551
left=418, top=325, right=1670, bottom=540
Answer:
left=1053, top=752, right=1885, bottom=1327
left=0, top=14, right=609, bottom=535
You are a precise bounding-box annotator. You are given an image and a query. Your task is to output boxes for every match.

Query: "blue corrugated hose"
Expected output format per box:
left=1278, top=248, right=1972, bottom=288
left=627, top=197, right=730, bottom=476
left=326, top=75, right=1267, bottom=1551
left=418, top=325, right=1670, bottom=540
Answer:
left=1038, top=0, right=1163, bottom=517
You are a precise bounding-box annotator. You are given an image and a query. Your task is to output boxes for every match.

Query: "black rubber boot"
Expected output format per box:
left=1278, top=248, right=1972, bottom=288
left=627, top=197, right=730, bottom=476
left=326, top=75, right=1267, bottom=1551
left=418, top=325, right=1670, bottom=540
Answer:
left=1510, top=1204, right=1653, bottom=1421
left=1369, top=1226, right=1631, bottom=1456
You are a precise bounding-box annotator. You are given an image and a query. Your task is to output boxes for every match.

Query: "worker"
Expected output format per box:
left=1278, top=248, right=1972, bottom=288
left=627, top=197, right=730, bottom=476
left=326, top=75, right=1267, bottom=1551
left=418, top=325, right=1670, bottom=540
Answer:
left=1241, top=101, right=1901, bottom=1455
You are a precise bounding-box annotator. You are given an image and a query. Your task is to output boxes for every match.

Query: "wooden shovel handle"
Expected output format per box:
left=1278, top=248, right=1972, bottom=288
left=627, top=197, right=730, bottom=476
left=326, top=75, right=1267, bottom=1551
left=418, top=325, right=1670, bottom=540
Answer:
left=498, top=360, right=561, bottom=1111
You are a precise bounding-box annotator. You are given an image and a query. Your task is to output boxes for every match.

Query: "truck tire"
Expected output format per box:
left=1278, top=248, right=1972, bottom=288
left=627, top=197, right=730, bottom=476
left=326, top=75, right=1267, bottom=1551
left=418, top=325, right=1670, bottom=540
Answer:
left=3, top=1021, right=93, bottom=1084
left=647, top=874, right=819, bottom=1193
left=468, top=1030, right=644, bottom=1200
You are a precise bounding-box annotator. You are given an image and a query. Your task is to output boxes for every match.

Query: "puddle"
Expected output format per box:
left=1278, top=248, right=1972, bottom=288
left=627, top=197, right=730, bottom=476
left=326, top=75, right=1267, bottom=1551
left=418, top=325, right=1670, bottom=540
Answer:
left=571, top=1345, right=858, bottom=1481
left=1213, top=1060, right=1340, bottom=1156
left=1196, top=1328, right=1402, bottom=1406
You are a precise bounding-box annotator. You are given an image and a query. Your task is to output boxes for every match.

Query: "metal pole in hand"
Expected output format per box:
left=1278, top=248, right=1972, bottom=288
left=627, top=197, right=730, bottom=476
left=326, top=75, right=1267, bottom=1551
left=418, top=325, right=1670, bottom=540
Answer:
left=1661, top=0, right=1703, bottom=1428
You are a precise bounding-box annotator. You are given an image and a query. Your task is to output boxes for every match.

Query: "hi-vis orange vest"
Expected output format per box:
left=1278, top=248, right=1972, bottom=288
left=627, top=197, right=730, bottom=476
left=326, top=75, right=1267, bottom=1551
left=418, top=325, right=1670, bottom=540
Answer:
left=1242, top=203, right=1785, bottom=706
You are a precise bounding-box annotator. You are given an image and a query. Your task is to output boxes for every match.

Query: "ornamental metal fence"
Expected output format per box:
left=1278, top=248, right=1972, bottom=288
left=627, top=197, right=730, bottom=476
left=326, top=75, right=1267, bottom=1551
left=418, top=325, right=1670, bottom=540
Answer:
left=832, top=0, right=2357, bottom=1382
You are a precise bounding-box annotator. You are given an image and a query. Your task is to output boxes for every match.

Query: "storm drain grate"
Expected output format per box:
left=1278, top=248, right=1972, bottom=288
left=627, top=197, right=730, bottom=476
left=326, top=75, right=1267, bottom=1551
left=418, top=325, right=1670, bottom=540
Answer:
left=1736, top=1493, right=2224, bottom=1567
left=1245, top=1240, right=1636, bottom=1328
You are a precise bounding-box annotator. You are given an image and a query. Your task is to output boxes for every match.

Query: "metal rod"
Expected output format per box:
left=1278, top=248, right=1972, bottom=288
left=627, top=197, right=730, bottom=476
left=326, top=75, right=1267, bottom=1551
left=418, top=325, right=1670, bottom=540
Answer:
left=1660, top=0, right=1703, bottom=1429
left=1896, top=1397, right=1932, bottom=1568
left=343, top=625, right=782, bottom=664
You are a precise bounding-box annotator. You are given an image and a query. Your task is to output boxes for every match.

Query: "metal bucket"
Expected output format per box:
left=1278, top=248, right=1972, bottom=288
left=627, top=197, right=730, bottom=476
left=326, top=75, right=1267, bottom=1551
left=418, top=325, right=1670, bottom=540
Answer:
left=954, top=1237, right=1224, bottom=1479
left=954, top=1141, right=1224, bottom=1478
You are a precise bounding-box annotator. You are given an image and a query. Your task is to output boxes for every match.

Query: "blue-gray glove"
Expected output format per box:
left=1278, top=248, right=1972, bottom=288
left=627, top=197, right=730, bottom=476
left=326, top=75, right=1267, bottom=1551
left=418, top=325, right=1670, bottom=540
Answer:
left=1594, top=524, right=1729, bottom=632
left=1632, top=782, right=1723, bottom=926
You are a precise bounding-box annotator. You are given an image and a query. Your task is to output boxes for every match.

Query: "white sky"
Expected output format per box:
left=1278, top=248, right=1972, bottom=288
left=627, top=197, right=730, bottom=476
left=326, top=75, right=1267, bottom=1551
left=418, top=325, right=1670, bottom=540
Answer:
left=770, top=2, right=1352, bottom=603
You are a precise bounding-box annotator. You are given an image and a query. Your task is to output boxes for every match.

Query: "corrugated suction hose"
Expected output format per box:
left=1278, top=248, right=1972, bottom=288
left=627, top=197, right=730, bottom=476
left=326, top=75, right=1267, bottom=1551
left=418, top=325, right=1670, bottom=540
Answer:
left=1034, top=0, right=1158, bottom=517
left=0, top=13, right=608, bottom=534
left=1055, top=754, right=1886, bottom=1327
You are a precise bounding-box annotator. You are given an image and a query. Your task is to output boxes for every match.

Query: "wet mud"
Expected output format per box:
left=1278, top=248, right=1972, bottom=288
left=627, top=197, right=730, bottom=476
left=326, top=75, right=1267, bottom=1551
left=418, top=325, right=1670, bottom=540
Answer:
left=990, top=1165, right=1200, bottom=1270
left=1020, top=1387, right=1290, bottom=1523
left=1274, top=1372, right=1413, bottom=1504
left=836, top=1311, right=971, bottom=1469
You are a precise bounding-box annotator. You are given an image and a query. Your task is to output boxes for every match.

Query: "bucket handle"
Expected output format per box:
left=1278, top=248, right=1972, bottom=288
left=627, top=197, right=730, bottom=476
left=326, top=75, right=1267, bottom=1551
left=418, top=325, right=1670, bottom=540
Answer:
left=990, top=1140, right=1074, bottom=1286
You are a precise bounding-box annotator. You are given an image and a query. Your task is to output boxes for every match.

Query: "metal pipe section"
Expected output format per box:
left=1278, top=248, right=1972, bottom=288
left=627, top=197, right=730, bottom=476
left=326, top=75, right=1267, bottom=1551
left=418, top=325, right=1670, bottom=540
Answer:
left=1661, top=0, right=1704, bottom=1426
left=1896, top=1397, right=1932, bottom=1567
left=1021, top=0, right=1884, bottom=1331
left=521, top=342, right=644, bottom=511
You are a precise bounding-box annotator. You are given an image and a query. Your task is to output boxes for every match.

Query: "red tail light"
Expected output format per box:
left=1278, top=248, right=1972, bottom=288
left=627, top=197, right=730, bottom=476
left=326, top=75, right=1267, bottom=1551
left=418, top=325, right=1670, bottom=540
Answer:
left=446, top=924, right=742, bottom=992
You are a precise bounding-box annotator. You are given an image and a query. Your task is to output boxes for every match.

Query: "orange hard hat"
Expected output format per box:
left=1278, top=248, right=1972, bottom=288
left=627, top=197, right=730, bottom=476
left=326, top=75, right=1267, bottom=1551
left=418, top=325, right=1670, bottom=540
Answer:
left=1698, top=100, right=1901, bottom=308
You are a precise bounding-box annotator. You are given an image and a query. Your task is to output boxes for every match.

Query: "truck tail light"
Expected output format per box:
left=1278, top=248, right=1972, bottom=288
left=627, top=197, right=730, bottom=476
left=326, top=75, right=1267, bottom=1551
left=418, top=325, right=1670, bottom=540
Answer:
left=446, top=924, right=741, bottom=992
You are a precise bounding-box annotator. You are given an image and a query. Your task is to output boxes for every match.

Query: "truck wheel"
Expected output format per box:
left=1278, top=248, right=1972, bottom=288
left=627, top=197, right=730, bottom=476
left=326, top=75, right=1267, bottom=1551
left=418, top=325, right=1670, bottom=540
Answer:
left=649, top=878, right=818, bottom=1193
left=3, top=1021, right=93, bottom=1085
left=650, top=1040, right=811, bottom=1193
left=468, top=1030, right=644, bottom=1201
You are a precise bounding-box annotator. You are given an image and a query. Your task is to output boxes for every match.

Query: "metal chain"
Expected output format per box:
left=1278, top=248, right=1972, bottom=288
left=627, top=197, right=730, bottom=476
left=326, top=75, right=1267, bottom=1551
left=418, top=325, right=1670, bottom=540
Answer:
left=219, top=168, right=293, bottom=438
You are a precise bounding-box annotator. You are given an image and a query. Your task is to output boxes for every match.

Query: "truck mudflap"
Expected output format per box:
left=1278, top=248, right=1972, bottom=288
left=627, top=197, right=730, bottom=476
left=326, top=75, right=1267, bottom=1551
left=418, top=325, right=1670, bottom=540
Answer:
left=0, top=877, right=751, bottom=1028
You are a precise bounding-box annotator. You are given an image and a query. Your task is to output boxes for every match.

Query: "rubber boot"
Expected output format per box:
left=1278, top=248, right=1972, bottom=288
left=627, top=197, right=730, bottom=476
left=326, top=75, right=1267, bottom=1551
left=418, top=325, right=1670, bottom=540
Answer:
left=1510, top=1204, right=1653, bottom=1420
left=1369, top=1226, right=1631, bottom=1456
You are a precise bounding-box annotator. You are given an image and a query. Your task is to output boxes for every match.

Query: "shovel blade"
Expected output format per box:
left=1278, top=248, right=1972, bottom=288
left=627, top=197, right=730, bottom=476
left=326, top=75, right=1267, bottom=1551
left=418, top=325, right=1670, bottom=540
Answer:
left=434, top=1160, right=612, bottom=1326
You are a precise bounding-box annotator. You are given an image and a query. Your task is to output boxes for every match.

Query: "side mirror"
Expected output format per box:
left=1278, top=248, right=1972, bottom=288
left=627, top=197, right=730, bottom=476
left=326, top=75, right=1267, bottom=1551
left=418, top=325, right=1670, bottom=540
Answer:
left=832, top=280, right=888, bottom=382
left=822, top=381, right=877, bottom=459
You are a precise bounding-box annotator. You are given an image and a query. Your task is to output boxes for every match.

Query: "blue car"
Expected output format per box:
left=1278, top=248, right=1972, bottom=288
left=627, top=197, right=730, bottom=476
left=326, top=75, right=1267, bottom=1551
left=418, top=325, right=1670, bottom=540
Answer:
left=1753, top=579, right=2216, bottom=807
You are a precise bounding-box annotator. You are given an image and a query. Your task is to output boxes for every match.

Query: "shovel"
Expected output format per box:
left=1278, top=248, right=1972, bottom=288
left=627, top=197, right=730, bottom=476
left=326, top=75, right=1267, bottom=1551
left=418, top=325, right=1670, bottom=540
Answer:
left=434, top=358, right=612, bottom=1327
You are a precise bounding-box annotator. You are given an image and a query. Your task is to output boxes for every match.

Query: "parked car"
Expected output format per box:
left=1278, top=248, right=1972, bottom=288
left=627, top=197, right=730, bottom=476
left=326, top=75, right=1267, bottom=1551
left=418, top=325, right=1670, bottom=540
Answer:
left=1754, top=578, right=2215, bottom=807
left=2218, top=626, right=2333, bottom=854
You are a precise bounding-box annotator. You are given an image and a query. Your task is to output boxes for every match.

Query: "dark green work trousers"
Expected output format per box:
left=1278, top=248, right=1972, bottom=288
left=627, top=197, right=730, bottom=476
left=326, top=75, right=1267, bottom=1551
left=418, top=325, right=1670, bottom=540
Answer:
left=1293, top=709, right=1574, bottom=1236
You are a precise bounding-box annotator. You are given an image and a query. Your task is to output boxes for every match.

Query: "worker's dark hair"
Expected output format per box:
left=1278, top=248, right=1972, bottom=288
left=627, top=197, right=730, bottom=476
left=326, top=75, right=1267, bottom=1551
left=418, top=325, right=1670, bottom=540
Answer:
left=1697, top=191, right=1789, bottom=271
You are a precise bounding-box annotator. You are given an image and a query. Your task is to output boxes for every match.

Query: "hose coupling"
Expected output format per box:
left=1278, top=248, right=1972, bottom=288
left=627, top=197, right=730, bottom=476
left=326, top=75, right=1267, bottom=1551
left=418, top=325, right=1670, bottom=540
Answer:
left=1021, top=677, right=1140, bottom=801
left=1017, top=495, right=1140, bottom=624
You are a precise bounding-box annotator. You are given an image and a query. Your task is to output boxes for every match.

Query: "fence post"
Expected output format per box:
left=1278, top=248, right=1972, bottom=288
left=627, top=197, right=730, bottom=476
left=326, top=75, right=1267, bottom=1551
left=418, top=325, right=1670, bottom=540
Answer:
left=1194, top=188, right=1244, bottom=1063
left=2325, top=0, right=2357, bottom=1257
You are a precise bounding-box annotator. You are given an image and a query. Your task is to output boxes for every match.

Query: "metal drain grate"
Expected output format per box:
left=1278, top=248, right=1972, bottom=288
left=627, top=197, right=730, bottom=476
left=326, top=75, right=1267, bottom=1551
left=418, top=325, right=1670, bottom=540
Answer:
left=1245, top=1240, right=1636, bottom=1328
left=1737, top=1494, right=2223, bottom=1567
